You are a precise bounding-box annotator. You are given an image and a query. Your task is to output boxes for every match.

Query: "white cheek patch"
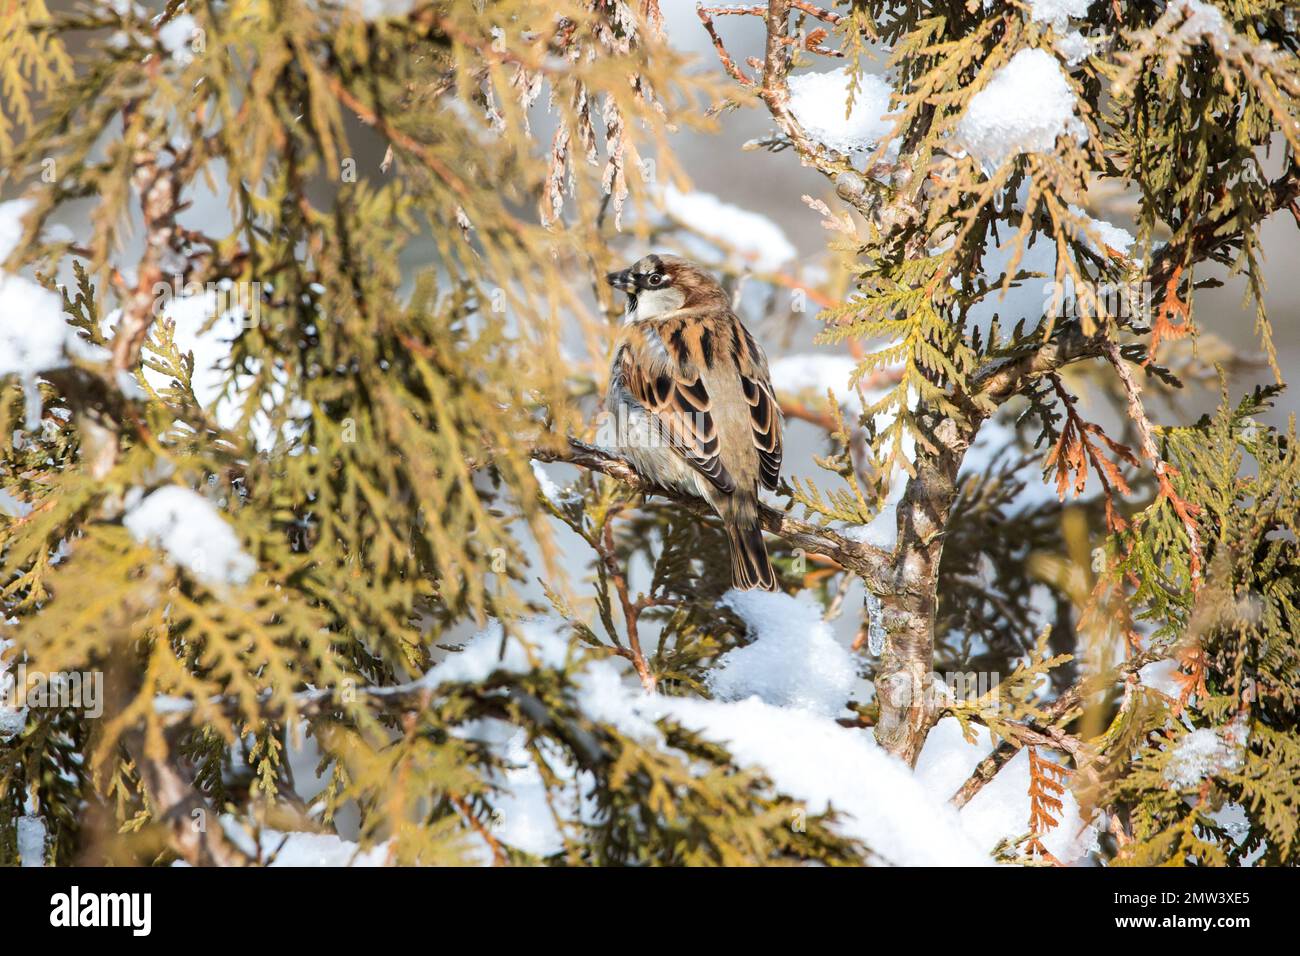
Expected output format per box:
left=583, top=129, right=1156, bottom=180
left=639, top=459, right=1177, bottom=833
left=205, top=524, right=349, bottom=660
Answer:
left=632, top=286, right=685, bottom=320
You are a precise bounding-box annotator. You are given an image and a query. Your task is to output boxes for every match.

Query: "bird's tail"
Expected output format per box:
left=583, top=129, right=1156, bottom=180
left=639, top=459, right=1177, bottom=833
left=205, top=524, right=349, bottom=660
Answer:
left=725, top=520, right=776, bottom=591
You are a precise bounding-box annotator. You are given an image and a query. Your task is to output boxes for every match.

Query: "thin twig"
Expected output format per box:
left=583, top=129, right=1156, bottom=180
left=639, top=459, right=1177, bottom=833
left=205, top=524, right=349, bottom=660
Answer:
left=598, top=519, right=657, bottom=692
left=949, top=646, right=1163, bottom=808
left=1102, top=336, right=1203, bottom=586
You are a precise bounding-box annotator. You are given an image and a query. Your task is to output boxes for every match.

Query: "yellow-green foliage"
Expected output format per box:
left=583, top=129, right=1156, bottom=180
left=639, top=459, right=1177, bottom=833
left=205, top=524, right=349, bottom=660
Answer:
left=1, top=0, right=1298, bottom=868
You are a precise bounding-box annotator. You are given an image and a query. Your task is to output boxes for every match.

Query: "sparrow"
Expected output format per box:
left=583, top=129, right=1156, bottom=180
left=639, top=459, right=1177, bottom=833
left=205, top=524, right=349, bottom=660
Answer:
left=604, top=254, right=783, bottom=591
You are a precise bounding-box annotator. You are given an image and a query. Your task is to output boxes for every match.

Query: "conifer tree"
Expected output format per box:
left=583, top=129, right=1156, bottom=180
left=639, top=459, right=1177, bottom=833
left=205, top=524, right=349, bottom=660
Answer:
left=1, top=0, right=1297, bottom=867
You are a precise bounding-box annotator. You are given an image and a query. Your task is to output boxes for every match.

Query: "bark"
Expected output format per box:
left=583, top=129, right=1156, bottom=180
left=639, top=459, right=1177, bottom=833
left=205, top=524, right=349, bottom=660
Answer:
left=874, top=418, right=965, bottom=764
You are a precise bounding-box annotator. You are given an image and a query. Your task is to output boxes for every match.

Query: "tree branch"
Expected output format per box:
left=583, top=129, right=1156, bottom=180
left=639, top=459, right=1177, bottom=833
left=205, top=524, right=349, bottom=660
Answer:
left=531, top=438, right=897, bottom=594
left=949, top=646, right=1164, bottom=809
left=969, top=325, right=1110, bottom=408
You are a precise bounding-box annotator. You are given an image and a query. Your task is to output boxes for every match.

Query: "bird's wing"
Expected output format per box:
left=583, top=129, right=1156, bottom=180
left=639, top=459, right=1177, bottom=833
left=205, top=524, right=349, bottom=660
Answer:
left=741, top=371, right=782, bottom=492
left=732, top=324, right=783, bottom=492
left=618, top=343, right=736, bottom=495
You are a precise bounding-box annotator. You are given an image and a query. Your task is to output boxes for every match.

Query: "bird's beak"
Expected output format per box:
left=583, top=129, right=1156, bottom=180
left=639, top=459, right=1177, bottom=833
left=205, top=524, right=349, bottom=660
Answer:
left=605, top=269, right=635, bottom=293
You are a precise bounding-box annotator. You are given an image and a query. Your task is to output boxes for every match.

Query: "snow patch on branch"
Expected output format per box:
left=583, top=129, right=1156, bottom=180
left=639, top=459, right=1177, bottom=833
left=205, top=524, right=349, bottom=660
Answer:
left=141, top=287, right=311, bottom=451
left=787, top=68, right=896, bottom=157
left=1138, top=658, right=1182, bottom=697
left=710, top=589, right=856, bottom=718
left=662, top=186, right=796, bottom=272
left=123, top=486, right=256, bottom=586
left=180, top=816, right=391, bottom=866
left=0, top=198, right=35, bottom=263
left=0, top=636, right=27, bottom=742
left=0, top=199, right=109, bottom=430
left=420, top=618, right=573, bottom=689
left=531, top=461, right=581, bottom=506
left=350, top=0, right=418, bottom=20
left=429, top=610, right=1107, bottom=864
left=956, top=49, right=1088, bottom=174
left=840, top=511, right=900, bottom=551
left=1054, top=30, right=1094, bottom=65
left=1170, top=0, right=1230, bottom=43
left=1069, top=205, right=1135, bottom=256
left=1026, top=0, right=1089, bottom=29
left=1164, top=716, right=1250, bottom=788
left=432, top=616, right=992, bottom=864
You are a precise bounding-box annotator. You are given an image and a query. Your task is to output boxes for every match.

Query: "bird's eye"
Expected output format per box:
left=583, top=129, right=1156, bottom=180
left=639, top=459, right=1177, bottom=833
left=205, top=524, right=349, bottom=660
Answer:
left=646, top=273, right=666, bottom=287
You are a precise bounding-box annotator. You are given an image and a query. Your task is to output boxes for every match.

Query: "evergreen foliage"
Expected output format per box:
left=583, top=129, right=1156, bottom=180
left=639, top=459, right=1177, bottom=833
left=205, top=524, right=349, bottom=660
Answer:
left=1, top=0, right=1297, bottom=866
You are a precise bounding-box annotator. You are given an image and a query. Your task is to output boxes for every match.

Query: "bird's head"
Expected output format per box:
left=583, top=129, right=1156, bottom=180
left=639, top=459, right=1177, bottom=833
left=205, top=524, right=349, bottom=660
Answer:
left=605, top=254, right=727, bottom=322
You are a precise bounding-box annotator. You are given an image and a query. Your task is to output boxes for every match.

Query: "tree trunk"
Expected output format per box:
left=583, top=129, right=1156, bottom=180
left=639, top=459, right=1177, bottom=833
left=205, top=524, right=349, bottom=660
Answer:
left=873, top=417, right=968, bottom=765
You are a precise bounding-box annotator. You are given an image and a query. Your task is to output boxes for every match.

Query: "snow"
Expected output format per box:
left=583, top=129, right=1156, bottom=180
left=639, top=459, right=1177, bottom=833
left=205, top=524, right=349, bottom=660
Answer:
left=841, top=507, right=899, bottom=551
left=531, top=461, right=580, bottom=507
left=915, top=717, right=1098, bottom=863
left=787, top=68, right=896, bottom=156
left=956, top=48, right=1088, bottom=174
left=1055, top=31, right=1094, bottom=66
left=0, top=198, right=110, bottom=429
left=485, top=761, right=566, bottom=856
left=1068, top=205, right=1135, bottom=256
left=427, top=614, right=992, bottom=864
left=420, top=618, right=572, bottom=689
left=659, top=696, right=990, bottom=866
left=1138, top=658, right=1182, bottom=697
left=123, top=486, right=256, bottom=586
left=709, top=589, right=856, bottom=718
left=316, top=605, right=1109, bottom=865
left=140, top=286, right=310, bottom=450
left=457, top=721, right=573, bottom=857
left=0, top=636, right=27, bottom=741
left=352, top=0, right=418, bottom=19
left=662, top=186, right=796, bottom=272
left=144, top=288, right=241, bottom=410
left=152, top=695, right=195, bottom=715
left=216, top=816, right=390, bottom=866
left=0, top=277, right=103, bottom=381
left=1164, top=716, right=1249, bottom=788
left=1026, top=0, right=1089, bottom=28
left=0, top=198, right=34, bottom=263
left=158, top=14, right=197, bottom=56
left=531, top=461, right=565, bottom=503
left=573, top=658, right=658, bottom=738
left=1171, top=0, right=1229, bottom=44
left=18, top=813, right=46, bottom=867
